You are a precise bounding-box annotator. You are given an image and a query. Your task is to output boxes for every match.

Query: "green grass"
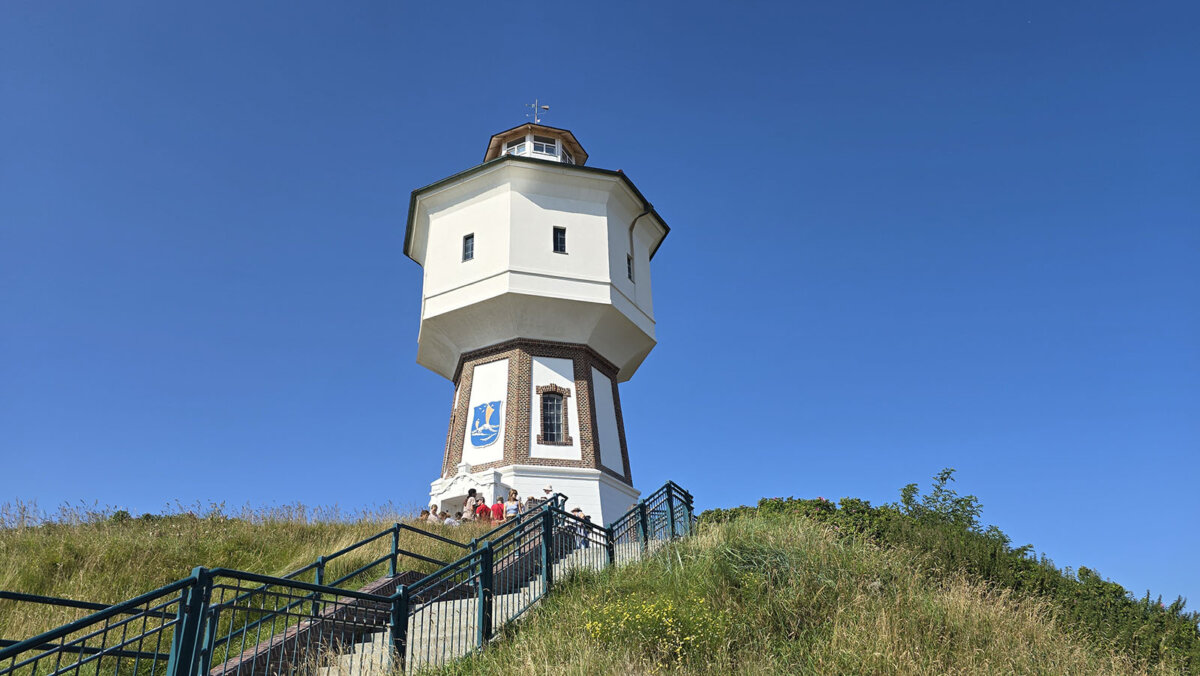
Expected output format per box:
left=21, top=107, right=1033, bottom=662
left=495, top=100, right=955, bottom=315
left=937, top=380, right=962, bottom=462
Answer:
left=0, top=501, right=489, bottom=642
left=435, top=516, right=1183, bottom=675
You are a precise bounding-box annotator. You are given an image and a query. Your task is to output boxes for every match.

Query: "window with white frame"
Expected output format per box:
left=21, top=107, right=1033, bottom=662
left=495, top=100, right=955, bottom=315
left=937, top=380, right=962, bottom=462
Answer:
left=535, top=384, right=572, bottom=445
left=532, top=135, right=557, bottom=155
left=505, top=137, right=526, bottom=155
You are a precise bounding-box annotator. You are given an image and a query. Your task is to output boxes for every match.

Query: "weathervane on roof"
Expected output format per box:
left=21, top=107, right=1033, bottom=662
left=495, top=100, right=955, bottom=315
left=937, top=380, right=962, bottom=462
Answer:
left=525, top=99, right=549, bottom=124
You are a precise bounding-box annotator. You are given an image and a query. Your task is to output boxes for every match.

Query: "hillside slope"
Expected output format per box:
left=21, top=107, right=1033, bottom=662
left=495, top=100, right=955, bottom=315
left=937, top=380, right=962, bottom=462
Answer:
left=438, top=516, right=1185, bottom=675
left=0, top=509, right=480, bottom=641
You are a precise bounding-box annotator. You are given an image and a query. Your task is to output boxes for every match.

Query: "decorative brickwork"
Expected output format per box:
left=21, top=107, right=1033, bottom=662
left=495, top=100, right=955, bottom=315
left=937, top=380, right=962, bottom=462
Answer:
left=440, top=339, right=633, bottom=487
left=534, top=384, right=573, bottom=445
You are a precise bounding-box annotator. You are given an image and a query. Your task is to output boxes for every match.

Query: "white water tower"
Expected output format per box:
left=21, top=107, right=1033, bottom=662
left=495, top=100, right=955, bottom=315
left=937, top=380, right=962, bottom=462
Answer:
left=404, top=121, right=669, bottom=524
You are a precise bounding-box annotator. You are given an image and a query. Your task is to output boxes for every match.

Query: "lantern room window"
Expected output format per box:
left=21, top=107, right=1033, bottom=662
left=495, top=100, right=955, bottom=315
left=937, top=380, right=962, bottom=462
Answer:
left=499, top=133, right=576, bottom=164
left=532, top=135, right=558, bottom=155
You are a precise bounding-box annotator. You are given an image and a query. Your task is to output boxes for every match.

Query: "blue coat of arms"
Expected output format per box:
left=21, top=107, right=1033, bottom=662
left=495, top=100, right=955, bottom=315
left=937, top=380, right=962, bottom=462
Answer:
left=470, top=400, right=502, bottom=447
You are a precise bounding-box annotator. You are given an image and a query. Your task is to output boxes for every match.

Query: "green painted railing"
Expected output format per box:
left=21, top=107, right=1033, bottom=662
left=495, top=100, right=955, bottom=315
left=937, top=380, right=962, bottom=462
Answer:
left=0, top=481, right=695, bottom=675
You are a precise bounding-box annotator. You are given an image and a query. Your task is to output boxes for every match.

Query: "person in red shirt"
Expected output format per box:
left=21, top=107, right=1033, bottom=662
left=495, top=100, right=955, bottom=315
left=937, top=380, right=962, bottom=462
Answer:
left=491, top=496, right=506, bottom=523
left=475, top=500, right=492, bottom=522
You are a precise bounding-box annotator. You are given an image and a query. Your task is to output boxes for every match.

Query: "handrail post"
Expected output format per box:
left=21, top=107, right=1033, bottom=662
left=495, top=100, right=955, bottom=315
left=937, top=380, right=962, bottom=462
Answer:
left=166, top=567, right=210, bottom=676
left=604, top=527, right=615, bottom=566
left=684, top=494, right=695, bottom=536
left=197, top=587, right=222, bottom=676
left=311, top=556, right=325, bottom=616
left=390, top=524, right=400, bottom=577
left=390, top=585, right=409, bottom=673
left=638, top=502, right=649, bottom=553
left=666, top=491, right=678, bottom=539
left=477, top=542, right=494, bottom=647
left=540, top=509, right=554, bottom=591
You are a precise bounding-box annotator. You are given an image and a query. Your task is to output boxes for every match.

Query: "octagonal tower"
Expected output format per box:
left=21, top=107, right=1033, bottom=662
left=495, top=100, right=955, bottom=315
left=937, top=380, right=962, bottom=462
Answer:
left=404, top=123, right=669, bottom=524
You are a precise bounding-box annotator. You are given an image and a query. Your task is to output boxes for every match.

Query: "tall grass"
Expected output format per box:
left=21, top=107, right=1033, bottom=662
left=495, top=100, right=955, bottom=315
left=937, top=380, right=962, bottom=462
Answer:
left=0, top=500, right=488, bottom=643
left=436, top=517, right=1182, bottom=675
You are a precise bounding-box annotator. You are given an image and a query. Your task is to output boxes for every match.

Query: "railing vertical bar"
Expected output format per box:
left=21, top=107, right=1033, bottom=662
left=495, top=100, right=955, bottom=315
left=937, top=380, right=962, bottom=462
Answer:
left=638, top=502, right=649, bottom=554
left=234, top=582, right=252, bottom=671
left=262, top=583, right=279, bottom=676
left=478, top=542, right=493, bottom=647
left=666, top=491, right=677, bottom=539
left=302, top=592, right=315, bottom=675
left=390, top=585, right=409, bottom=674
left=311, top=556, right=325, bottom=617
left=151, top=600, right=170, bottom=676
left=540, top=509, right=554, bottom=593
left=166, top=568, right=208, bottom=676
left=130, top=607, right=150, bottom=676
left=197, top=587, right=220, bottom=676
left=605, top=527, right=615, bottom=567
left=390, top=524, right=400, bottom=577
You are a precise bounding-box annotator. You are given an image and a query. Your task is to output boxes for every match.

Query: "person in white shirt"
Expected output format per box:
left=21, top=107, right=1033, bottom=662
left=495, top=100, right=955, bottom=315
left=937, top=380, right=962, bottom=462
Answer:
left=441, top=511, right=460, bottom=526
left=462, top=489, right=479, bottom=522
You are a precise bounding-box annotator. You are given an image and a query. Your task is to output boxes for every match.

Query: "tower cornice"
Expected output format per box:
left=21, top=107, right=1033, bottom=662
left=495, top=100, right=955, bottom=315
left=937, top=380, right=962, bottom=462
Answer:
left=404, top=154, right=670, bottom=264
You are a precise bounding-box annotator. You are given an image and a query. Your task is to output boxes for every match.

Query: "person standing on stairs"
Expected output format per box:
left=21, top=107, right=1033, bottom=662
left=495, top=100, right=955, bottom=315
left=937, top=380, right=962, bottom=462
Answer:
left=491, top=495, right=506, bottom=523
left=462, top=489, right=479, bottom=522
left=475, top=499, right=492, bottom=522
left=570, top=507, right=590, bottom=549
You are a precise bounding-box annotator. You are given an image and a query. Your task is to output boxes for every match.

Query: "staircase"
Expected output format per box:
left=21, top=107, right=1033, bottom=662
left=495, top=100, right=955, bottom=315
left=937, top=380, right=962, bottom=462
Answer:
left=0, top=482, right=695, bottom=676
left=317, top=539, right=655, bottom=674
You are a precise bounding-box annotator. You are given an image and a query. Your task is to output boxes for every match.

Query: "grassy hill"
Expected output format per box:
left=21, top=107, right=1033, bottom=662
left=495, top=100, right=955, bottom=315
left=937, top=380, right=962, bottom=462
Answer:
left=439, top=514, right=1192, bottom=675
left=440, top=471, right=1198, bottom=675
left=3, top=473, right=1197, bottom=675
left=0, top=502, right=483, bottom=642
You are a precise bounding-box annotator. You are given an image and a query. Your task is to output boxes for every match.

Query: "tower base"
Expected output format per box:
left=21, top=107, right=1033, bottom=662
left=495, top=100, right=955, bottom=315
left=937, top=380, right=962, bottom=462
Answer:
left=430, top=462, right=640, bottom=527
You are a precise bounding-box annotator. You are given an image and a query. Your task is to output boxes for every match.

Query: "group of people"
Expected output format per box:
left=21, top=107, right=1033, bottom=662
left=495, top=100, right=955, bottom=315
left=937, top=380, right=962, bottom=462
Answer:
left=417, top=484, right=559, bottom=527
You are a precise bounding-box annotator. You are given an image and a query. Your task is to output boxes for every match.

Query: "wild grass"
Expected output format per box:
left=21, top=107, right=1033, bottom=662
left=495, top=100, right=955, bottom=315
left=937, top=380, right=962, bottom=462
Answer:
left=434, top=517, right=1184, bottom=675
left=0, top=500, right=490, bottom=643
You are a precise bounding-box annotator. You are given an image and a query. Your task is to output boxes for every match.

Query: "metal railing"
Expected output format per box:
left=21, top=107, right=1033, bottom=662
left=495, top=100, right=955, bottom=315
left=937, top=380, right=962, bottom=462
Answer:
left=0, top=482, right=695, bottom=675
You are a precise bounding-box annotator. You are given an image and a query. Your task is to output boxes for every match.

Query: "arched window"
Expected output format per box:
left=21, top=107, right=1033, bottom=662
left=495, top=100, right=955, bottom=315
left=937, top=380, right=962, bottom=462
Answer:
left=536, top=384, right=573, bottom=445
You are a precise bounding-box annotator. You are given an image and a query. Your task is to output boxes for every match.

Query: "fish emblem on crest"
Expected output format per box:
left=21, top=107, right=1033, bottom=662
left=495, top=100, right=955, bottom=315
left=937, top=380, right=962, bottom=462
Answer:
left=470, top=401, right=502, bottom=447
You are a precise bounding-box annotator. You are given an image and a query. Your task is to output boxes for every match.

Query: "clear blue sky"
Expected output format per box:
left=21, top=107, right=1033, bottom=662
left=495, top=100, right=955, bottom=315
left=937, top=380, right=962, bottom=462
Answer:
left=2, top=2, right=1197, bottom=606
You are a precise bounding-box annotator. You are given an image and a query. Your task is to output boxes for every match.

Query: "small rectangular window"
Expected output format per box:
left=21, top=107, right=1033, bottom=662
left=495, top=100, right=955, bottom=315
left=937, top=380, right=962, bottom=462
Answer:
left=462, top=233, right=474, bottom=261
left=626, top=254, right=634, bottom=281
left=541, top=393, right=563, bottom=443
left=532, top=136, right=556, bottom=155
left=553, top=227, right=567, bottom=254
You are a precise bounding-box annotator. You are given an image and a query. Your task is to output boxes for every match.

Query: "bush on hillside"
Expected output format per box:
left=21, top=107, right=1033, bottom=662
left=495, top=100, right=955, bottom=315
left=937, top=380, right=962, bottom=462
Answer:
left=700, top=469, right=1200, bottom=671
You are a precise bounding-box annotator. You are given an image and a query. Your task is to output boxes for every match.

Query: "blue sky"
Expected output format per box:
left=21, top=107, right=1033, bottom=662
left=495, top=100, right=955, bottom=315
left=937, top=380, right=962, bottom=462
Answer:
left=2, top=2, right=1197, bottom=606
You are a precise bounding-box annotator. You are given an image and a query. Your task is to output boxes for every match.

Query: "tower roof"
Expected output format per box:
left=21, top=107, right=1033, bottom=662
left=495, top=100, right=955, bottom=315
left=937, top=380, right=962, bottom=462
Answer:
left=483, top=123, right=589, bottom=165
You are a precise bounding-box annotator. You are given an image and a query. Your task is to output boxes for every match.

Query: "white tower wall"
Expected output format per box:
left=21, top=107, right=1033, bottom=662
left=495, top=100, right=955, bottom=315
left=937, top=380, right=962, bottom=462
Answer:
left=405, top=124, right=668, bottom=526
